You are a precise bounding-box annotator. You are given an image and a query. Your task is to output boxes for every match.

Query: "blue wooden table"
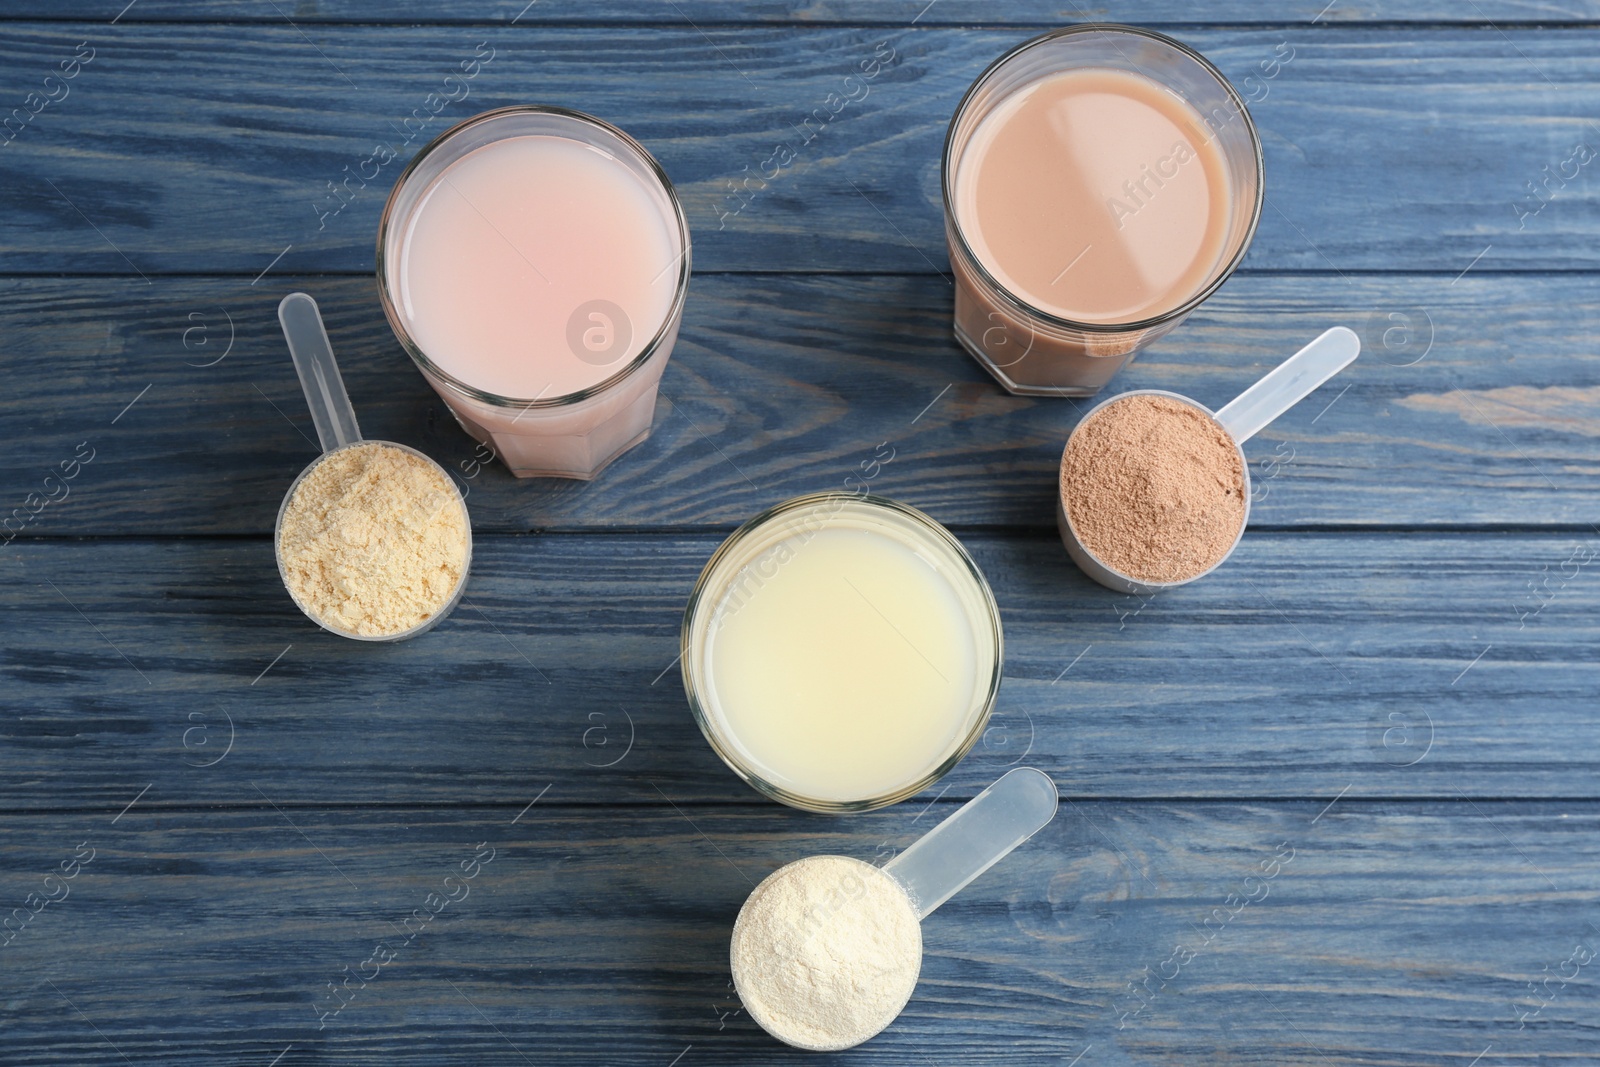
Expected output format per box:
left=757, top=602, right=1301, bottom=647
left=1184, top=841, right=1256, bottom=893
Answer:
left=3, top=2, right=1598, bottom=1063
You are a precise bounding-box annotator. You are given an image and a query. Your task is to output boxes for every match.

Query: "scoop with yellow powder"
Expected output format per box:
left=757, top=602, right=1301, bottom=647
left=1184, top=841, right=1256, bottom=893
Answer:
left=273, top=293, right=471, bottom=641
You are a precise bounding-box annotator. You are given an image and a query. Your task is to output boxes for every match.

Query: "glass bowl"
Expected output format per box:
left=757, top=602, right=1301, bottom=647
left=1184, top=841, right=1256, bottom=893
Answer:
left=681, top=493, right=1004, bottom=813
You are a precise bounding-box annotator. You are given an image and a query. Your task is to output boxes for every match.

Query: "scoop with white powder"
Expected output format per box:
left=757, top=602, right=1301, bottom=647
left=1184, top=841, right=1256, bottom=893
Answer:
left=729, top=768, right=1060, bottom=1052
left=731, top=856, right=921, bottom=1050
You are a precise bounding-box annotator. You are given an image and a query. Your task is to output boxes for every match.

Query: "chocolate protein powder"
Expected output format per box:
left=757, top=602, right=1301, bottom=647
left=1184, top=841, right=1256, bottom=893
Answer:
left=1061, top=393, right=1247, bottom=584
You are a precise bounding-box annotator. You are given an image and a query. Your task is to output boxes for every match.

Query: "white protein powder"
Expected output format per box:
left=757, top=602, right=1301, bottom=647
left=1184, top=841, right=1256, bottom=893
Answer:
left=730, top=855, right=921, bottom=1051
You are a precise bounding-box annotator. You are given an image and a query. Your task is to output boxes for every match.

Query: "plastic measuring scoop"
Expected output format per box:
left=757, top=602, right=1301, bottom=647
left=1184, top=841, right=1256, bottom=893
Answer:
left=1212, top=326, right=1362, bottom=444
left=273, top=292, right=472, bottom=641
left=730, top=768, right=1058, bottom=1051
left=883, top=766, right=1059, bottom=918
left=1058, top=326, right=1360, bottom=594
left=279, top=292, right=363, bottom=453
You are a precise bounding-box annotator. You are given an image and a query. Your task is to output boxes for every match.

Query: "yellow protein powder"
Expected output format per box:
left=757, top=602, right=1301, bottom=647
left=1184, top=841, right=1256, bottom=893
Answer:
left=276, top=441, right=469, bottom=637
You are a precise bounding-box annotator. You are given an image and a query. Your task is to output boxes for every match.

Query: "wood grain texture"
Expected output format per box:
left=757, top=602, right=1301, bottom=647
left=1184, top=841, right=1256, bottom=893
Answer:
left=9, top=1, right=1600, bottom=24
left=2, top=6, right=1598, bottom=1064
left=3, top=531, right=1596, bottom=809
left=1, top=801, right=1596, bottom=1065
left=2, top=272, right=1596, bottom=536
left=0, top=26, right=1598, bottom=273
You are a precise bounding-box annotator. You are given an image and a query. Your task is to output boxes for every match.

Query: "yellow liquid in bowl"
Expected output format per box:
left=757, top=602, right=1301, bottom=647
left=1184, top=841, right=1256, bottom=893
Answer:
left=704, top=526, right=980, bottom=804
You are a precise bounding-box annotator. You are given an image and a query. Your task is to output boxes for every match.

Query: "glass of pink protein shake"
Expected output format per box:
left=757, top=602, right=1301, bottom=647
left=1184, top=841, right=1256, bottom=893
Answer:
left=943, top=26, right=1263, bottom=397
left=378, top=106, right=691, bottom=479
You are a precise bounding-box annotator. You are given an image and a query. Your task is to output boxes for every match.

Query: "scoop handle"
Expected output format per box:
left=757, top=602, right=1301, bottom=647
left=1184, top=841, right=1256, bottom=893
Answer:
left=278, top=292, right=361, bottom=453
left=884, top=768, right=1058, bottom=920
left=1213, top=326, right=1360, bottom=444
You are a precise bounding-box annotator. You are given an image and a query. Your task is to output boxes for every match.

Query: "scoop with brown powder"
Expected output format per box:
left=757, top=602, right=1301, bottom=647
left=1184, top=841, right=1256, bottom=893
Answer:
left=1058, top=328, right=1363, bottom=589
left=1060, top=393, right=1247, bottom=585
left=276, top=441, right=470, bottom=638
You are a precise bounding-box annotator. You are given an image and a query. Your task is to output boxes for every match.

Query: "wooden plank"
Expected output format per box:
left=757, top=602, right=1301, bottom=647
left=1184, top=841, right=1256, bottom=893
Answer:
left=1, top=801, right=1596, bottom=1064
left=0, top=272, right=1594, bottom=536
left=0, top=26, right=1597, bottom=273
left=3, top=531, right=1597, bottom=809
left=8, top=2, right=1600, bottom=24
